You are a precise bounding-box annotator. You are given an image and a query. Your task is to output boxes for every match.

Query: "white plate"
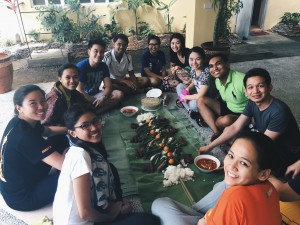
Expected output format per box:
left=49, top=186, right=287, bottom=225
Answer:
left=146, top=88, right=162, bottom=98
left=141, top=105, right=161, bottom=112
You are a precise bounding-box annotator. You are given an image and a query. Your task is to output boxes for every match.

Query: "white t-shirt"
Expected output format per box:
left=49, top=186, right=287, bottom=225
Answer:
left=103, top=49, right=133, bottom=80
left=53, top=146, right=93, bottom=225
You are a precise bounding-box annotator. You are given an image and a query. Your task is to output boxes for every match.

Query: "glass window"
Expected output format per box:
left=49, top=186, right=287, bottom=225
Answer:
left=33, top=0, right=114, bottom=5
left=32, top=0, right=46, bottom=5
left=50, top=0, right=61, bottom=4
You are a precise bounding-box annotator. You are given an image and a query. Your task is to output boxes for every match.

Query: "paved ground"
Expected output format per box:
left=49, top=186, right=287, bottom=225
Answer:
left=10, top=32, right=300, bottom=88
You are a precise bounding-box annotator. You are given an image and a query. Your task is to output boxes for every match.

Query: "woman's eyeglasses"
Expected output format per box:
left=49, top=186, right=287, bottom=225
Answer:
left=74, top=118, right=102, bottom=130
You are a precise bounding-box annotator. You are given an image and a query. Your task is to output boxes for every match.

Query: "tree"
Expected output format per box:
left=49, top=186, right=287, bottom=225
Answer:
left=211, top=0, right=243, bottom=47
left=117, top=0, right=160, bottom=35
left=156, top=0, right=177, bottom=33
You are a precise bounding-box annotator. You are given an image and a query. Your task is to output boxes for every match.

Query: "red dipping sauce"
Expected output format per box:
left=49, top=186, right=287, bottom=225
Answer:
left=196, top=158, right=217, bottom=170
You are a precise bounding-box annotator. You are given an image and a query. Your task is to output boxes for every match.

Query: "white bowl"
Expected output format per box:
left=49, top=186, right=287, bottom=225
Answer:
left=194, top=155, right=221, bottom=173
left=120, top=106, right=139, bottom=117
left=146, top=88, right=162, bottom=98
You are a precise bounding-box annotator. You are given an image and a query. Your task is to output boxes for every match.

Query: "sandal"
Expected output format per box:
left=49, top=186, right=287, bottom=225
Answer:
left=195, top=117, right=208, bottom=127
left=188, top=109, right=198, bottom=119
left=176, top=99, right=184, bottom=108
left=210, top=131, right=222, bottom=142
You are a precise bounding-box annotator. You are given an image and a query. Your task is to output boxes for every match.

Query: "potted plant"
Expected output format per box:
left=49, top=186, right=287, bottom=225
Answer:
left=0, top=53, right=13, bottom=94
left=201, top=0, right=243, bottom=57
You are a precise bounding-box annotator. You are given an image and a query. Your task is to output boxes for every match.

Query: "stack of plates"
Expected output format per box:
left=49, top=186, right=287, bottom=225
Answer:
left=141, top=97, right=161, bottom=111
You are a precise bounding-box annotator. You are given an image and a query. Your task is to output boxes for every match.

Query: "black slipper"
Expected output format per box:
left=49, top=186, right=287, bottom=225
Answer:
left=195, top=117, right=208, bottom=127
left=188, top=109, right=199, bottom=119
left=176, top=99, right=184, bottom=108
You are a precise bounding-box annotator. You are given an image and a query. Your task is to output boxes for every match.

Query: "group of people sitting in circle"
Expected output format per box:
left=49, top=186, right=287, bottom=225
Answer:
left=0, top=32, right=299, bottom=225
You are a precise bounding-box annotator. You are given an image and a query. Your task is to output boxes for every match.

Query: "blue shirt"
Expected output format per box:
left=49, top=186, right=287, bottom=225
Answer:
left=141, top=49, right=166, bottom=76
left=77, top=58, right=110, bottom=96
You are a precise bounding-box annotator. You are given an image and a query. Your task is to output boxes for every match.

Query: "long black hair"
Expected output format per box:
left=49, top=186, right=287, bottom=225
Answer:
left=64, top=103, right=107, bottom=159
left=169, top=33, right=189, bottom=59
left=233, top=131, right=279, bottom=171
left=13, top=84, right=45, bottom=115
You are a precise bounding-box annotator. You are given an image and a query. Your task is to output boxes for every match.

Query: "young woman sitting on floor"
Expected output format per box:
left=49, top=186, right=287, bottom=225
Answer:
left=42, top=63, right=90, bottom=151
left=152, top=131, right=282, bottom=225
left=53, top=103, right=160, bottom=225
left=176, top=46, right=218, bottom=127
left=0, top=84, right=65, bottom=211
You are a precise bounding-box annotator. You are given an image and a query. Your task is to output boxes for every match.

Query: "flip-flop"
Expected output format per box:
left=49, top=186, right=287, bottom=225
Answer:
left=176, top=99, right=184, bottom=108
left=195, top=117, right=208, bottom=127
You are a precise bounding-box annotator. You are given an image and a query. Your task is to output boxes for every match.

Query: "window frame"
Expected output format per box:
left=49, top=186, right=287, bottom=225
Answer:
left=31, top=0, right=115, bottom=6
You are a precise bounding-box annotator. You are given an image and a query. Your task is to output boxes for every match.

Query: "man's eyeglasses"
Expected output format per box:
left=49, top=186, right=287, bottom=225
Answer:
left=74, top=118, right=102, bottom=130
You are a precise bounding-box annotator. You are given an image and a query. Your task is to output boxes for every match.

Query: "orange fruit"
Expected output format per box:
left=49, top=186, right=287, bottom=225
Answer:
left=168, top=158, right=175, bottom=165
left=163, top=146, right=170, bottom=152
left=150, top=130, right=155, bottom=135
left=159, top=143, right=164, bottom=147
left=155, top=134, right=161, bottom=139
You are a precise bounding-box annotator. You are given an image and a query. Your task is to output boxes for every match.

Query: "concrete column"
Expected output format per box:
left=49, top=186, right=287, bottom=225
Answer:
left=186, top=0, right=216, bottom=48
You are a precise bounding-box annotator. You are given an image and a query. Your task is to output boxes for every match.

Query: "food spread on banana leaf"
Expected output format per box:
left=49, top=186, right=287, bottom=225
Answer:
left=130, top=114, right=192, bottom=173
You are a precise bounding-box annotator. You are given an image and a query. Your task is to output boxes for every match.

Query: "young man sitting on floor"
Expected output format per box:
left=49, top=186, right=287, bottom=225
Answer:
left=103, top=34, right=149, bottom=95
left=76, top=39, right=123, bottom=114
left=197, top=53, right=248, bottom=142
left=141, top=34, right=167, bottom=88
left=199, top=68, right=300, bottom=176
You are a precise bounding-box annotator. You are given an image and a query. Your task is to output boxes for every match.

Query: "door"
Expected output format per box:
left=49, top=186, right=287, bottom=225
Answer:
left=235, top=0, right=255, bottom=39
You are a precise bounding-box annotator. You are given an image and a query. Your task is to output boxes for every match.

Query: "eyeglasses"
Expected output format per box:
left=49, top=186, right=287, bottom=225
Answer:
left=149, top=43, right=159, bottom=46
left=74, top=118, right=102, bottom=130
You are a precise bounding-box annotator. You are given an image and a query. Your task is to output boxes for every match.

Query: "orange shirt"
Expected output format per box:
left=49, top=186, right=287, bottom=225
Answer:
left=205, top=181, right=281, bottom=225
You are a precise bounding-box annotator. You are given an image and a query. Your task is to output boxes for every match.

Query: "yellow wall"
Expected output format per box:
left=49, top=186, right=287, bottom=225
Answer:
left=264, top=0, right=300, bottom=30
left=114, top=0, right=187, bottom=34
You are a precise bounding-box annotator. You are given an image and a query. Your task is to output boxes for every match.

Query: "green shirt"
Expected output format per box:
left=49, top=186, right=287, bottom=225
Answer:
left=215, top=70, right=248, bottom=113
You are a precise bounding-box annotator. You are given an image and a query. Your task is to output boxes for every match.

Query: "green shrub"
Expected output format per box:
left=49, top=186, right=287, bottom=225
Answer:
left=4, top=39, right=15, bottom=47
left=28, top=29, right=40, bottom=42
left=37, top=0, right=107, bottom=43
left=280, top=12, right=300, bottom=25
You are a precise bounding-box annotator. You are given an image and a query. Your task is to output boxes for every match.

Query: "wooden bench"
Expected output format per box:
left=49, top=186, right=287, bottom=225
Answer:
left=280, top=201, right=300, bottom=225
